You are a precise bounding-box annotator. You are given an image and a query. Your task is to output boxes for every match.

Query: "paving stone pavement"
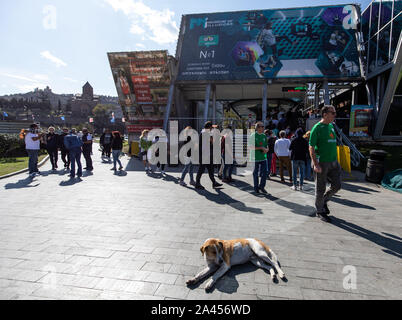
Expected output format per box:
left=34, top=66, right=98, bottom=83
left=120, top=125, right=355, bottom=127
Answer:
left=0, top=144, right=401, bottom=300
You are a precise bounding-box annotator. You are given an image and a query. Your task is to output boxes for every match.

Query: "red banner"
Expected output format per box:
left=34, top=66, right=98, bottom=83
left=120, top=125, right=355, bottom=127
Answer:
left=132, top=76, right=152, bottom=104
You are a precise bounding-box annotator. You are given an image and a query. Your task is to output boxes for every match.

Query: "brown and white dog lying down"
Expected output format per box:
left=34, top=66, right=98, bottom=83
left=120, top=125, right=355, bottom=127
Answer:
left=187, top=238, right=286, bottom=291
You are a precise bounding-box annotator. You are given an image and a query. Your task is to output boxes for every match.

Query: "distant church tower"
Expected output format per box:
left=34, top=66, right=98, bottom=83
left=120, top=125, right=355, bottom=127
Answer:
left=82, top=82, right=94, bottom=100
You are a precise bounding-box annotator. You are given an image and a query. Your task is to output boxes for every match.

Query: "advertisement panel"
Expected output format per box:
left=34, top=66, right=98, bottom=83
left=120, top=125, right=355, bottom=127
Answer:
left=108, top=51, right=171, bottom=133
left=177, top=4, right=362, bottom=81
left=349, top=105, right=373, bottom=137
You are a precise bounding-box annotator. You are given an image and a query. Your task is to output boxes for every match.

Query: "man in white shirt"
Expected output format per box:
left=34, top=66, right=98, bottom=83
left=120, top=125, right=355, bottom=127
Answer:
left=25, top=123, right=43, bottom=177
left=274, top=130, right=292, bottom=183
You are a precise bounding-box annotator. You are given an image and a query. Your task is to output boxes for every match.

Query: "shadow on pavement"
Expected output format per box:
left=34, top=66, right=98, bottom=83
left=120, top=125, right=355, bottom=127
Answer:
left=330, top=217, right=402, bottom=258
left=59, top=177, right=83, bottom=186
left=113, top=170, right=127, bottom=177
left=187, top=262, right=283, bottom=294
left=194, top=187, right=263, bottom=214
left=330, top=195, right=376, bottom=210
left=233, top=179, right=316, bottom=216
left=341, top=182, right=380, bottom=194
left=4, top=177, right=40, bottom=189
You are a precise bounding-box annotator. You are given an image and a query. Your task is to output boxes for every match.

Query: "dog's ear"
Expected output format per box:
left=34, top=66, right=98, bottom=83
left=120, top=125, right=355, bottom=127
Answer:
left=200, top=245, right=206, bottom=256
left=217, top=241, right=224, bottom=254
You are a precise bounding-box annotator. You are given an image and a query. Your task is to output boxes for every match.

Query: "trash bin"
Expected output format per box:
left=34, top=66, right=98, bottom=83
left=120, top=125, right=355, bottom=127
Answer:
left=365, top=150, right=387, bottom=183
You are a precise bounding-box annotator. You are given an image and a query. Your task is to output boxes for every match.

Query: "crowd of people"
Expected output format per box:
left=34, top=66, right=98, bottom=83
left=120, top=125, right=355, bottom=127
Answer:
left=21, top=124, right=124, bottom=179
left=137, top=105, right=340, bottom=222
left=21, top=104, right=340, bottom=222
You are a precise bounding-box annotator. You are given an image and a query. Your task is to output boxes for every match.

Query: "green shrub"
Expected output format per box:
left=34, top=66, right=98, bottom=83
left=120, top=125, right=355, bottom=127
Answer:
left=0, top=134, right=27, bottom=158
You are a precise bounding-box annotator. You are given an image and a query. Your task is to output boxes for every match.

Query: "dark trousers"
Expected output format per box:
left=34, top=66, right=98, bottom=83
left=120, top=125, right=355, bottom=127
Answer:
left=69, top=147, right=82, bottom=177
left=253, top=160, right=267, bottom=190
left=82, top=149, right=93, bottom=170
left=103, top=144, right=112, bottom=157
left=61, top=149, right=70, bottom=168
left=47, top=148, right=58, bottom=169
left=315, top=161, right=342, bottom=213
left=196, top=164, right=216, bottom=185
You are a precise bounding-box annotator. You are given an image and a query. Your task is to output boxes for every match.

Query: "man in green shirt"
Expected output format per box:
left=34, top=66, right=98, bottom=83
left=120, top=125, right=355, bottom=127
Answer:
left=309, top=105, right=341, bottom=222
left=251, top=122, right=269, bottom=194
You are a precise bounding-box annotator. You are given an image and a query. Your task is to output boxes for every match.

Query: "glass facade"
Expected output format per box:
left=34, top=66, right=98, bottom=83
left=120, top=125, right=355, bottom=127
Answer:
left=361, top=0, right=401, bottom=71
left=361, top=1, right=401, bottom=137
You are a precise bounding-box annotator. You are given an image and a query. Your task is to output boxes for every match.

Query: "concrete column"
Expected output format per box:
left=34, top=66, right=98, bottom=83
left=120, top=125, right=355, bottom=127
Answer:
left=212, top=85, right=216, bottom=124
left=203, top=84, right=211, bottom=125
left=262, top=82, right=268, bottom=122
left=163, top=83, right=175, bottom=133
left=314, top=83, right=320, bottom=109
left=323, top=80, right=330, bottom=105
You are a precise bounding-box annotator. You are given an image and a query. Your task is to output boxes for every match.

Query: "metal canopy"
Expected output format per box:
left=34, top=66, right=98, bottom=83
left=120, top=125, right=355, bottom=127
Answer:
left=176, top=82, right=307, bottom=101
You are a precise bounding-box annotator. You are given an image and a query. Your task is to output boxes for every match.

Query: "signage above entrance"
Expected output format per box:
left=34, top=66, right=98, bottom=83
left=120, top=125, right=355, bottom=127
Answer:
left=176, top=4, right=362, bottom=82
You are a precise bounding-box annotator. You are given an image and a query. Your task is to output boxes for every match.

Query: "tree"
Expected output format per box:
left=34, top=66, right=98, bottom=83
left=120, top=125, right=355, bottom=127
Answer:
left=92, top=104, right=115, bottom=133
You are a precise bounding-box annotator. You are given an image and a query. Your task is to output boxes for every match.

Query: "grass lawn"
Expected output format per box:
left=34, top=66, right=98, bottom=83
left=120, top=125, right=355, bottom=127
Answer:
left=356, top=144, right=402, bottom=173
left=0, top=154, right=47, bottom=177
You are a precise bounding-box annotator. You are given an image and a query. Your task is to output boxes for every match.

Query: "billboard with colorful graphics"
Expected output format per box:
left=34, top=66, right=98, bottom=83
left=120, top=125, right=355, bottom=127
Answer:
left=349, top=105, right=374, bottom=137
left=107, top=51, right=171, bottom=133
left=176, top=4, right=362, bottom=81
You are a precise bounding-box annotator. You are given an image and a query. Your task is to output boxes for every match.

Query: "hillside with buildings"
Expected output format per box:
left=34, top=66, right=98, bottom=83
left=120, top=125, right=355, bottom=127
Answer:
left=0, top=83, right=122, bottom=128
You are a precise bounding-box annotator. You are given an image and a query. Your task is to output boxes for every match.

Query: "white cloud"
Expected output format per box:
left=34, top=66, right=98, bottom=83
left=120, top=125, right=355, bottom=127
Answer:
left=33, top=74, right=49, bottom=81
left=40, top=51, right=67, bottom=67
left=0, top=71, right=49, bottom=93
left=16, top=84, right=46, bottom=92
left=130, top=24, right=145, bottom=35
left=63, top=77, right=79, bottom=83
left=105, top=0, right=179, bottom=44
left=135, top=43, right=146, bottom=48
left=0, top=72, right=37, bottom=83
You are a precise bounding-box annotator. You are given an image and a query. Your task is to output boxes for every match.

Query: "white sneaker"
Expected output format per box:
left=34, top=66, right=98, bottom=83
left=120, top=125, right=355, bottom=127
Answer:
left=290, top=185, right=298, bottom=191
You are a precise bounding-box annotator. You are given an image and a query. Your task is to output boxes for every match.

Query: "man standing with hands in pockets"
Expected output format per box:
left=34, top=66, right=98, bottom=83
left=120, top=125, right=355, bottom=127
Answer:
left=309, top=105, right=341, bottom=222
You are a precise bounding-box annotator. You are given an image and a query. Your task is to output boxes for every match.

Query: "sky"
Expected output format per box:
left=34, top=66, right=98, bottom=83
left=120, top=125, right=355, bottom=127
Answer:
left=0, top=0, right=373, bottom=97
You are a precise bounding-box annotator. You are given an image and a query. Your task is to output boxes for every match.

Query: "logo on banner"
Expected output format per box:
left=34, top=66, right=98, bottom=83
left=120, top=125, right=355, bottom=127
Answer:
left=199, top=35, right=219, bottom=47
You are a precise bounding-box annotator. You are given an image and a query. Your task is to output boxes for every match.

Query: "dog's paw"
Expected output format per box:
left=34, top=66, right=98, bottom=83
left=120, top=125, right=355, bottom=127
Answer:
left=204, top=280, right=214, bottom=292
left=186, top=278, right=197, bottom=286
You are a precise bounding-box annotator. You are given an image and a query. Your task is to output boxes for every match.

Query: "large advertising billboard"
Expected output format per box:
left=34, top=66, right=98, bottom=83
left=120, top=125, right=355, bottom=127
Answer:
left=108, top=51, right=171, bottom=133
left=177, top=5, right=362, bottom=81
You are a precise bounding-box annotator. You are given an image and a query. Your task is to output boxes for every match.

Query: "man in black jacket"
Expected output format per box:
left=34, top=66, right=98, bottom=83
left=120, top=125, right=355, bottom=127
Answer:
left=45, top=126, right=59, bottom=171
left=59, top=128, right=70, bottom=170
left=195, top=122, right=223, bottom=190
left=82, top=128, right=93, bottom=171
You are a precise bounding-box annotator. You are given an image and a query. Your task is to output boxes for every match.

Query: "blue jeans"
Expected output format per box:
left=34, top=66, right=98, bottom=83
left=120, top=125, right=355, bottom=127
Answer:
left=292, top=160, right=306, bottom=186
left=112, top=150, right=122, bottom=169
left=253, top=160, right=267, bottom=190
left=26, top=149, right=39, bottom=174
left=266, top=153, right=273, bottom=174
left=181, top=162, right=194, bottom=182
left=69, top=147, right=82, bottom=177
left=223, top=163, right=234, bottom=179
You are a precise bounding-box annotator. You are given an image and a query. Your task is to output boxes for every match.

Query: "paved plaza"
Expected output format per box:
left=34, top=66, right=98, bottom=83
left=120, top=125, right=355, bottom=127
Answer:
left=0, top=144, right=401, bottom=300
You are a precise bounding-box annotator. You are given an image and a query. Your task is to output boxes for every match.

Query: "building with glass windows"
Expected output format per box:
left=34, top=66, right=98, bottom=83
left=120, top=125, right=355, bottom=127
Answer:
left=330, top=1, right=401, bottom=140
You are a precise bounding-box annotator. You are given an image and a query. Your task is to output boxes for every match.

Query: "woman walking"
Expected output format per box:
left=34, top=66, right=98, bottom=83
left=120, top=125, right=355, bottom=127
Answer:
left=111, top=131, right=124, bottom=172
left=179, top=126, right=196, bottom=186
left=139, top=130, right=152, bottom=173
left=289, top=128, right=309, bottom=190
